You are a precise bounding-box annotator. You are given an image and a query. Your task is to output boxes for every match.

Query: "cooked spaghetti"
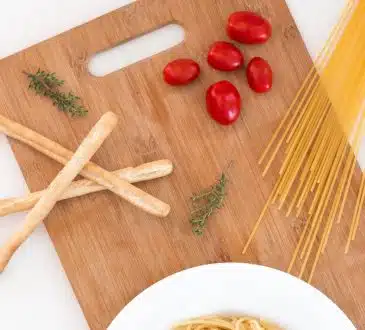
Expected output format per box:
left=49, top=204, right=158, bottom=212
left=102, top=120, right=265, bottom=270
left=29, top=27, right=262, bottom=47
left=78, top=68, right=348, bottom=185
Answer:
left=242, top=0, right=365, bottom=282
left=173, top=315, right=283, bottom=330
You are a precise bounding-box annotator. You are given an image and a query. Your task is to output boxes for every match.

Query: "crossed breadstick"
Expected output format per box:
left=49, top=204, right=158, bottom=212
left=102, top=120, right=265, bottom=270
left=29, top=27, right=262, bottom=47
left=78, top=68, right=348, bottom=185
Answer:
left=0, top=113, right=170, bottom=217
left=0, top=112, right=172, bottom=271
left=0, top=160, right=173, bottom=216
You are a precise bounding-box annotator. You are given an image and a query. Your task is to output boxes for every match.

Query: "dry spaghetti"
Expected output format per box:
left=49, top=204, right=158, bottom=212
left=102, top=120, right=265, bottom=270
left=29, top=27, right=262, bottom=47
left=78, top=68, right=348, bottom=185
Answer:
left=172, top=315, right=282, bottom=330
left=243, top=0, right=365, bottom=282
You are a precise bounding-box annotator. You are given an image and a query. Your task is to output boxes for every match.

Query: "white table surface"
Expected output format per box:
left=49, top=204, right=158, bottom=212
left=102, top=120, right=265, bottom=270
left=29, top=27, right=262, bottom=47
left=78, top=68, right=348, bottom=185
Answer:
left=0, top=0, right=346, bottom=329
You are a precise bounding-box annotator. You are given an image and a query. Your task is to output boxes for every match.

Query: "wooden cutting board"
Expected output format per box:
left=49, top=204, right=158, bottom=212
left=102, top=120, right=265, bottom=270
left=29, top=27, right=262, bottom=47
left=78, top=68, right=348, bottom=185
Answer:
left=0, top=0, right=364, bottom=328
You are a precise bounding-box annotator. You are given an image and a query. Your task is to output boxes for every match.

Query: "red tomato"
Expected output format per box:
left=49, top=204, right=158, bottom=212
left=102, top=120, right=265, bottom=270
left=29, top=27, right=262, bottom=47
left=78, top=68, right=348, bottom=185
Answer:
left=163, top=59, right=200, bottom=85
left=207, top=41, right=244, bottom=71
left=227, top=11, right=272, bottom=44
left=206, top=81, right=241, bottom=125
left=246, top=57, right=273, bottom=93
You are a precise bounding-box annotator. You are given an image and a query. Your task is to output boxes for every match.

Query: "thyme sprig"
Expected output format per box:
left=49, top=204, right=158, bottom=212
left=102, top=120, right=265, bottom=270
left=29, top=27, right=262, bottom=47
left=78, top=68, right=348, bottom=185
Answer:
left=190, top=173, right=227, bottom=235
left=24, top=69, right=88, bottom=117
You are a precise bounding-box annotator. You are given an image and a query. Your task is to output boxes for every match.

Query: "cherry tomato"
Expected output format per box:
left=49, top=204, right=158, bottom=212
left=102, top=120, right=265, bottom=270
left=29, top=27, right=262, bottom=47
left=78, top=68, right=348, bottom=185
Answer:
left=207, top=41, right=244, bottom=71
left=163, top=59, right=200, bottom=85
left=206, top=80, right=241, bottom=125
left=246, top=57, right=273, bottom=93
left=227, top=11, right=272, bottom=44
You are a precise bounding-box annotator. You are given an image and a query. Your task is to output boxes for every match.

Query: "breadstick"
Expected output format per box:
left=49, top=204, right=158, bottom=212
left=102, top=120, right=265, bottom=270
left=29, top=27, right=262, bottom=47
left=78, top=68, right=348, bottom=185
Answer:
left=0, top=114, right=170, bottom=217
left=0, top=112, right=118, bottom=271
left=0, top=160, right=173, bottom=217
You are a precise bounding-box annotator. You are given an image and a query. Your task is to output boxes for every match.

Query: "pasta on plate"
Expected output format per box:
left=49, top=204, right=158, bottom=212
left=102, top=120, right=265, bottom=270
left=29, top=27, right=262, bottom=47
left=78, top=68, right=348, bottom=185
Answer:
left=172, top=315, right=283, bottom=330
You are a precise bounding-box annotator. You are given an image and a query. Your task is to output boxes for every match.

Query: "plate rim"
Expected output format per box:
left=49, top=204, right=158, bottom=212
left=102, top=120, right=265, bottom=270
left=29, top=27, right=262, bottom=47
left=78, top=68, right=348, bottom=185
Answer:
left=108, top=262, right=356, bottom=329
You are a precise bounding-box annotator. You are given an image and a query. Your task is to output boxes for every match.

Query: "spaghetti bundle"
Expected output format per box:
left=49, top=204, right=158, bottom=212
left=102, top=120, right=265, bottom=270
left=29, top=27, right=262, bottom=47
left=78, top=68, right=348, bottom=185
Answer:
left=173, top=315, right=282, bottom=330
left=243, top=0, right=365, bottom=282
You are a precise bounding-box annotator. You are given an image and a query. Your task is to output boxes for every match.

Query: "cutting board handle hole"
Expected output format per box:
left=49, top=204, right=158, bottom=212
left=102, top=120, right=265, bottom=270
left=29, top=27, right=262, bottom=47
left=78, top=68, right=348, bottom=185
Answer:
left=88, top=24, right=185, bottom=77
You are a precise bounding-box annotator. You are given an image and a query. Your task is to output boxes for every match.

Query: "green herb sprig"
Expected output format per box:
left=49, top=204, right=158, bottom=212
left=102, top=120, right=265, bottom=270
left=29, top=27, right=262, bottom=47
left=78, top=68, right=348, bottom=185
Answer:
left=190, top=173, right=227, bottom=235
left=24, top=69, right=88, bottom=117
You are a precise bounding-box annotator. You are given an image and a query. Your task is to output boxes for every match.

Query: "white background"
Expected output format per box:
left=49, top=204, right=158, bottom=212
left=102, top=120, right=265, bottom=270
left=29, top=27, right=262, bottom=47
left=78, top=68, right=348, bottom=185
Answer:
left=0, top=0, right=346, bottom=329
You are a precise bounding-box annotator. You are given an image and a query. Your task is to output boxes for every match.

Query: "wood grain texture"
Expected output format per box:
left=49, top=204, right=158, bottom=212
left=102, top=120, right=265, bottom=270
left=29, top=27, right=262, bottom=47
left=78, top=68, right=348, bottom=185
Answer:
left=0, top=0, right=363, bottom=328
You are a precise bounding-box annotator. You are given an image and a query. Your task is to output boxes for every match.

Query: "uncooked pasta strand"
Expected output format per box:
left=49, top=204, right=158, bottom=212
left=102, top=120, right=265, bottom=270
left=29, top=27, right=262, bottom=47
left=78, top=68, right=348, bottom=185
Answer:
left=277, top=103, right=330, bottom=207
left=346, top=168, right=365, bottom=253
left=321, top=145, right=351, bottom=253
left=307, top=137, right=348, bottom=281
left=242, top=187, right=277, bottom=254
left=352, top=181, right=365, bottom=240
left=259, top=0, right=353, bottom=169
left=287, top=214, right=312, bottom=273
left=300, top=131, right=343, bottom=259
left=244, top=1, right=365, bottom=274
left=278, top=96, right=331, bottom=207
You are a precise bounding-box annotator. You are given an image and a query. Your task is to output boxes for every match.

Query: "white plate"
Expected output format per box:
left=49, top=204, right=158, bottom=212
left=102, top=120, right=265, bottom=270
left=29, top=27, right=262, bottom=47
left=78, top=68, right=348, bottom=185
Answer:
left=108, top=263, right=355, bottom=330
